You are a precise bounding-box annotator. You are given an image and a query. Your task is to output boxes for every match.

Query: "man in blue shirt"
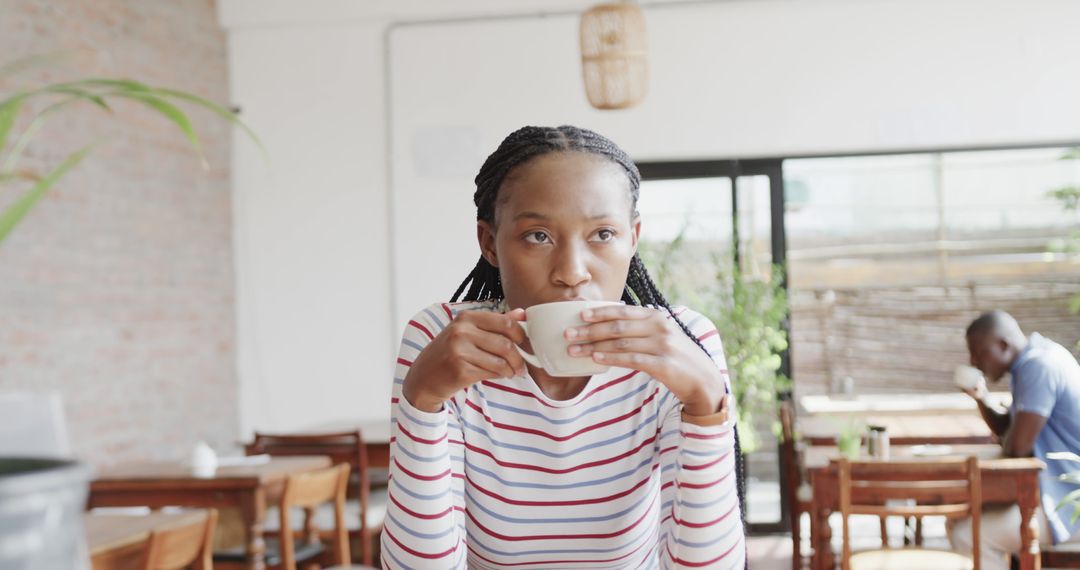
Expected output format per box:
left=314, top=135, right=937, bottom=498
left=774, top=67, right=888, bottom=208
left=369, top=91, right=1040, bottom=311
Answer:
left=950, top=310, right=1080, bottom=569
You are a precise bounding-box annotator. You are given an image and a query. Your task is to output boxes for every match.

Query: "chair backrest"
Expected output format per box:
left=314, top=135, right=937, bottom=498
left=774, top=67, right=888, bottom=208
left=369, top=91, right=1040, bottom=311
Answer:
left=278, top=463, right=351, bottom=570
left=142, top=509, right=217, bottom=570
left=246, top=430, right=375, bottom=564
left=836, top=456, right=981, bottom=570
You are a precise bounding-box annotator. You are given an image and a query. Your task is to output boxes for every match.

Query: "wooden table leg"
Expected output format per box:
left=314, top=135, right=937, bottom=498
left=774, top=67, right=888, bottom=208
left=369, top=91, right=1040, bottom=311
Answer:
left=817, top=505, right=834, bottom=570
left=239, top=489, right=268, bottom=570
left=1018, top=473, right=1042, bottom=570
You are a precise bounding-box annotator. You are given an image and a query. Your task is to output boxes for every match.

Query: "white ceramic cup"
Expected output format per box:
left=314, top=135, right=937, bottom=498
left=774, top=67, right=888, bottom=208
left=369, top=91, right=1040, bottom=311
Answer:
left=954, top=365, right=985, bottom=391
left=515, top=300, right=622, bottom=377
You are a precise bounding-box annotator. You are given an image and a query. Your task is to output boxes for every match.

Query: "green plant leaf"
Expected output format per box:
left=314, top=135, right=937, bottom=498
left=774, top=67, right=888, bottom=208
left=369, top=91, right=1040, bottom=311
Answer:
left=2, top=91, right=113, bottom=172
left=154, top=88, right=264, bottom=154
left=0, top=145, right=93, bottom=244
left=110, top=91, right=206, bottom=168
left=0, top=96, right=25, bottom=154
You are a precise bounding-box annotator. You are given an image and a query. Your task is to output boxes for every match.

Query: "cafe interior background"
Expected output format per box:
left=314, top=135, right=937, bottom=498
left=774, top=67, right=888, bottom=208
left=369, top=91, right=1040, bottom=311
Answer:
left=2, top=0, right=1080, bottom=568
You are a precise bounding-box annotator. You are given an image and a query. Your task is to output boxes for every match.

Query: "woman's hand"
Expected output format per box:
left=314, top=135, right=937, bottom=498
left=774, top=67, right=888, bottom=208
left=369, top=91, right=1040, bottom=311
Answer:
left=402, top=309, right=527, bottom=413
left=566, top=305, right=727, bottom=417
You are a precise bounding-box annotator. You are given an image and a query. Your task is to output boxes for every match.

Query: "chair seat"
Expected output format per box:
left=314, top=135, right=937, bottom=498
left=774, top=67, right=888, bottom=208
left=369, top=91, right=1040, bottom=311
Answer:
left=263, top=486, right=388, bottom=532
left=213, top=537, right=325, bottom=566
left=850, top=548, right=973, bottom=570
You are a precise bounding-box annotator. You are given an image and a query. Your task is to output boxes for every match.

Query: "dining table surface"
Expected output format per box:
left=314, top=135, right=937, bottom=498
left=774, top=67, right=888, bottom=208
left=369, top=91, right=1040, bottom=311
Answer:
left=805, top=443, right=1045, bottom=570
left=797, top=391, right=1008, bottom=445
left=88, top=455, right=331, bottom=570
left=85, top=510, right=209, bottom=570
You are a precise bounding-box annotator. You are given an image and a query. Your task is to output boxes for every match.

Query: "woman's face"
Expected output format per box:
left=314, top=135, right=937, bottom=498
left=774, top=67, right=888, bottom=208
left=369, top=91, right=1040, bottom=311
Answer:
left=478, top=151, right=640, bottom=310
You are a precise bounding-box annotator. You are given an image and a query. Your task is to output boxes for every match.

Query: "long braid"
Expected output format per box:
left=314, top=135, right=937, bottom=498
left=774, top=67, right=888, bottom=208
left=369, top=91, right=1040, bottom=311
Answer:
left=452, top=125, right=749, bottom=560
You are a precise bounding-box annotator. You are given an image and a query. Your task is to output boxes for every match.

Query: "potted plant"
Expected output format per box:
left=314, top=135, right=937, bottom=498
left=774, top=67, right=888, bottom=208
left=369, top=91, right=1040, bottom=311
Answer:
left=0, top=54, right=259, bottom=245
left=0, top=53, right=258, bottom=568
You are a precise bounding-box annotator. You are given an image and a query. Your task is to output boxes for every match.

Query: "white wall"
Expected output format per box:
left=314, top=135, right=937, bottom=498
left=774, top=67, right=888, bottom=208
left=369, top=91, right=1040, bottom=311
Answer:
left=221, top=0, right=1080, bottom=431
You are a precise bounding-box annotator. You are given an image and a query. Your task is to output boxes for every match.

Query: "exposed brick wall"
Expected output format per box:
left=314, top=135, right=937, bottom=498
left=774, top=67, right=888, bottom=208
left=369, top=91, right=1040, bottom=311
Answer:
left=0, top=0, right=236, bottom=466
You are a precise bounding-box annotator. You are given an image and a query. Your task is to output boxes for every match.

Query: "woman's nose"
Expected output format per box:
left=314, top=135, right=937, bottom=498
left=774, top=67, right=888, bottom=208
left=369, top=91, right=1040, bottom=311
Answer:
left=552, top=244, right=591, bottom=288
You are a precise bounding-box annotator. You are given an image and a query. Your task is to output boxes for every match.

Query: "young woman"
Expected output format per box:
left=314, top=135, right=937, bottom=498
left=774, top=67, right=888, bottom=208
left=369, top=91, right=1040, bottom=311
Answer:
left=382, top=126, right=746, bottom=569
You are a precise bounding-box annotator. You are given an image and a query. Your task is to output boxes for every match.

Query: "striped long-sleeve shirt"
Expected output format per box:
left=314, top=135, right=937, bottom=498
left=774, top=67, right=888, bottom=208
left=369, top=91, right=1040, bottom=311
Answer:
left=381, top=301, right=745, bottom=569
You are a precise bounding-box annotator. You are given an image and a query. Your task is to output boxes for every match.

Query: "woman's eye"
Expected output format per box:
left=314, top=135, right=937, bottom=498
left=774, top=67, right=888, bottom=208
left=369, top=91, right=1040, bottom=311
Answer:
left=591, top=229, right=616, bottom=242
left=524, top=231, right=550, bottom=244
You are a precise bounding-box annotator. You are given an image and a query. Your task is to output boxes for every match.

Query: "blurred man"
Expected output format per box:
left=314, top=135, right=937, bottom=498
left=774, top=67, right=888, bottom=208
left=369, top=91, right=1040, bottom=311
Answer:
left=950, top=310, right=1080, bottom=569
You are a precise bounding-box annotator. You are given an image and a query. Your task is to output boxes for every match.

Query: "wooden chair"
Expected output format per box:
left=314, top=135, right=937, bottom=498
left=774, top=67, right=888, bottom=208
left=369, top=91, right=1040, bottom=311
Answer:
left=1041, top=543, right=1080, bottom=568
left=245, top=430, right=385, bottom=565
left=278, top=463, right=352, bottom=570
left=780, top=400, right=813, bottom=570
left=837, top=456, right=981, bottom=570
left=214, top=464, right=351, bottom=570
left=142, top=509, right=218, bottom=570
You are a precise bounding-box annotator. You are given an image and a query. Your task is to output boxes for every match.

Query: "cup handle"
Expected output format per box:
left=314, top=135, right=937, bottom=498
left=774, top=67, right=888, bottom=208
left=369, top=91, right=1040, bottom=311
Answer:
left=514, top=321, right=542, bottom=368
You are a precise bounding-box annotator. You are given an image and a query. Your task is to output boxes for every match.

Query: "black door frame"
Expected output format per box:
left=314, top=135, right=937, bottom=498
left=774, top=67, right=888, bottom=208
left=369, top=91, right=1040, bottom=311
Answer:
left=637, top=159, right=792, bottom=535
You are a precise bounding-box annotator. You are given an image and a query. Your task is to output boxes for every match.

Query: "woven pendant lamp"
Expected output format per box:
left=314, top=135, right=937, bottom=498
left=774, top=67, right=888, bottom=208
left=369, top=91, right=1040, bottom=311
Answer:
left=580, top=2, right=649, bottom=110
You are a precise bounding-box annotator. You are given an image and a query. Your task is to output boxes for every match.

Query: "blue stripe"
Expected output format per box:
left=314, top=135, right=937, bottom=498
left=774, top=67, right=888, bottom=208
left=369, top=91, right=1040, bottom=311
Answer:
left=423, top=307, right=447, bottom=331
left=390, top=477, right=458, bottom=501
left=465, top=456, right=653, bottom=490
left=463, top=482, right=656, bottom=525
left=394, top=443, right=450, bottom=463
left=386, top=512, right=462, bottom=540
left=474, top=380, right=651, bottom=425
left=402, top=338, right=425, bottom=353
left=399, top=405, right=448, bottom=429
left=464, top=504, right=659, bottom=558
left=390, top=417, right=460, bottom=432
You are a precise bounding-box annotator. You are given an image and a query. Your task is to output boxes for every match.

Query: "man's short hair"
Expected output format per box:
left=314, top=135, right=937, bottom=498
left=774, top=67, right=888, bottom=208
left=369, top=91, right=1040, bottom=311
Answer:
left=966, top=310, right=1023, bottom=342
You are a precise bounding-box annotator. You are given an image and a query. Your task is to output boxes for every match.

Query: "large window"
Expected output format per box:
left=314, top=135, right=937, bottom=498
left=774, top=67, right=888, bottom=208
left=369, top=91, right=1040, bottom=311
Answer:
left=784, top=148, right=1080, bottom=397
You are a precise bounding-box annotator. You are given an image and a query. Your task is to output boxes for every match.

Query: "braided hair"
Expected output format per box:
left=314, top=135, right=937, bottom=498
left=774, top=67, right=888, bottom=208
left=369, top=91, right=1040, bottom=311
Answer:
left=450, top=125, right=749, bottom=546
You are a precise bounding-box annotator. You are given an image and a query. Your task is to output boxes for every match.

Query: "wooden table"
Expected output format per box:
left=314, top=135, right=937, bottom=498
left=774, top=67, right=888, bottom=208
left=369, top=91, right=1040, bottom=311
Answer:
left=797, top=392, right=1007, bottom=446
left=88, top=456, right=330, bottom=570
left=806, top=444, right=1044, bottom=570
left=800, top=412, right=994, bottom=445
left=86, top=510, right=208, bottom=570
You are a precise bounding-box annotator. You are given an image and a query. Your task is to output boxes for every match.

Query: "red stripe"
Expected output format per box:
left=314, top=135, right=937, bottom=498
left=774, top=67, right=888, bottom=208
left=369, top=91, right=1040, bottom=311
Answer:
left=464, top=489, right=656, bottom=542
left=659, top=445, right=678, bottom=456
left=673, top=501, right=738, bottom=528
left=383, top=526, right=459, bottom=560
left=392, top=458, right=451, bottom=482
left=683, top=450, right=732, bottom=471
left=387, top=489, right=454, bottom=520
left=391, top=397, right=399, bottom=404
left=465, top=387, right=658, bottom=441
left=408, top=319, right=435, bottom=341
left=466, top=464, right=660, bottom=507
left=464, top=525, right=653, bottom=566
left=697, top=329, right=719, bottom=341
left=463, top=433, right=657, bottom=474
left=441, top=303, right=454, bottom=321
left=681, top=429, right=731, bottom=440
left=676, top=470, right=732, bottom=490
left=396, top=357, right=413, bottom=367
left=397, top=423, right=447, bottom=445
left=664, top=535, right=739, bottom=567
left=481, top=370, right=640, bottom=407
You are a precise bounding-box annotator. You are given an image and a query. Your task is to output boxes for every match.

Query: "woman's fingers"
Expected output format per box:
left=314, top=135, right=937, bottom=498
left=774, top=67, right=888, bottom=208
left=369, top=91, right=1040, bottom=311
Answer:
left=463, top=309, right=527, bottom=344
left=568, top=337, right=655, bottom=357
left=469, top=327, right=527, bottom=376
left=566, top=315, right=657, bottom=343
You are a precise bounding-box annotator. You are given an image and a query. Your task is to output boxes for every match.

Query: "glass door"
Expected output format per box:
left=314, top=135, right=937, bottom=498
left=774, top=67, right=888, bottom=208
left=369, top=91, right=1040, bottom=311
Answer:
left=637, top=159, right=790, bottom=533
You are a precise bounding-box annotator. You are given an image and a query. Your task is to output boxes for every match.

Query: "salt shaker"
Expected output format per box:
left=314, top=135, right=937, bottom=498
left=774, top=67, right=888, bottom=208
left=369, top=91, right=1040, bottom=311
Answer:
left=867, top=425, right=890, bottom=459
